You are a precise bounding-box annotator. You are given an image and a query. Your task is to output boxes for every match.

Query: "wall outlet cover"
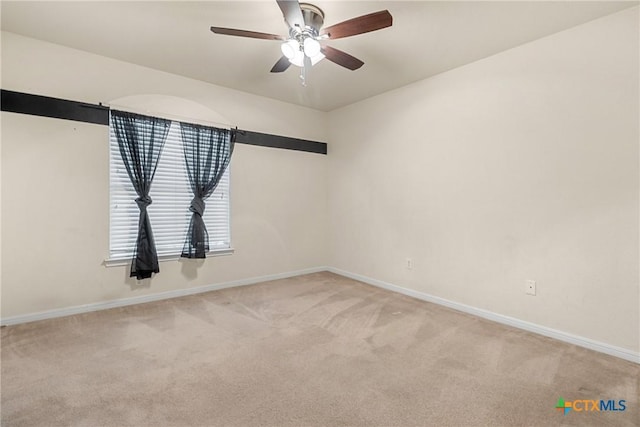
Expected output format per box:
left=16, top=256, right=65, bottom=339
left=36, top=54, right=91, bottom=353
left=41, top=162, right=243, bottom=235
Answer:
left=526, top=280, right=536, bottom=296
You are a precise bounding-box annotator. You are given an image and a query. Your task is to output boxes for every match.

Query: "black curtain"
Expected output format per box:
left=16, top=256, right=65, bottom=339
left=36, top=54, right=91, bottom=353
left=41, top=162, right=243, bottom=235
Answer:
left=111, top=110, right=171, bottom=279
left=180, top=122, right=234, bottom=258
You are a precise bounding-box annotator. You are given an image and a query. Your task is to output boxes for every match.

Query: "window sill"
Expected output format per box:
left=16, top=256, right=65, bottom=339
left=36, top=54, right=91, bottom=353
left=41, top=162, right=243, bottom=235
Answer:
left=103, top=248, right=235, bottom=267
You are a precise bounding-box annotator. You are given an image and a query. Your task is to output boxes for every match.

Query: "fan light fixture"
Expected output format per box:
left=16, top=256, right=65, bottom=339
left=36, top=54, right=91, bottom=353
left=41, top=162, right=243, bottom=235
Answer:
left=280, top=36, right=324, bottom=68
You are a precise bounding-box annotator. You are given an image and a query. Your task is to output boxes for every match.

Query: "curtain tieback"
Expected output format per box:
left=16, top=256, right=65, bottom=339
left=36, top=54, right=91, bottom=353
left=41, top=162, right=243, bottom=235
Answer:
left=190, top=197, right=205, bottom=216
left=135, top=196, right=152, bottom=210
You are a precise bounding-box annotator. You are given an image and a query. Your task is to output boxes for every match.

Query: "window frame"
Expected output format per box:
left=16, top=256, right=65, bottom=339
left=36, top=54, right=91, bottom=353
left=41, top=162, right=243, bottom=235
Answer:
left=105, top=116, right=234, bottom=267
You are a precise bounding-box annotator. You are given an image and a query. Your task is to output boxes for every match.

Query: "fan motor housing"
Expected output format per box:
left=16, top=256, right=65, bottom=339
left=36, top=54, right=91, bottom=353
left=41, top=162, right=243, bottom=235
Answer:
left=300, top=3, right=325, bottom=32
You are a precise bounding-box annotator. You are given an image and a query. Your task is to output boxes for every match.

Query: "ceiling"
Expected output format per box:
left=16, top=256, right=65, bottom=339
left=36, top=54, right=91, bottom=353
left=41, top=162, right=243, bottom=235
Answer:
left=1, top=1, right=637, bottom=111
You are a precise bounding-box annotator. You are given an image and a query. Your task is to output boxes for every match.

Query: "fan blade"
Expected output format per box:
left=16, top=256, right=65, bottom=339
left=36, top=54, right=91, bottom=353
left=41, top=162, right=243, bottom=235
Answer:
left=320, top=10, right=392, bottom=40
left=210, top=26, right=285, bottom=41
left=321, top=46, right=364, bottom=70
left=276, top=0, right=305, bottom=29
left=271, top=56, right=292, bottom=73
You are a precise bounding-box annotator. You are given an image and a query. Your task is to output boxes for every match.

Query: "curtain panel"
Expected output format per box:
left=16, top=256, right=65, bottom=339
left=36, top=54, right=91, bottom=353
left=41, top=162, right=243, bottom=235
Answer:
left=111, top=110, right=171, bottom=279
left=179, top=122, right=234, bottom=258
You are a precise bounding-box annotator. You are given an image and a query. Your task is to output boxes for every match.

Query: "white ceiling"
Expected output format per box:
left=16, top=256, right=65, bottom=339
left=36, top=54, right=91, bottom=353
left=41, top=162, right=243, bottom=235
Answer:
left=1, top=1, right=637, bottom=111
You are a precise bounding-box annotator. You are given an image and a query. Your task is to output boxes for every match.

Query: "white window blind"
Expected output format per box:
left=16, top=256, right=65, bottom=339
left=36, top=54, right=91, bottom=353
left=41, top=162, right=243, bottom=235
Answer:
left=109, top=120, right=230, bottom=260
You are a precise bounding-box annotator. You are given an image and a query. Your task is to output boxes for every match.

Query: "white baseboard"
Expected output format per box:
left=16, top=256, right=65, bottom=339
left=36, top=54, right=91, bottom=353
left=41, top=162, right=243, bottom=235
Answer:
left=3, top=265, right=638, bottom=364
left=327, top=267, right=640, bottom=364
left=0, top=266, right=327, bottom=327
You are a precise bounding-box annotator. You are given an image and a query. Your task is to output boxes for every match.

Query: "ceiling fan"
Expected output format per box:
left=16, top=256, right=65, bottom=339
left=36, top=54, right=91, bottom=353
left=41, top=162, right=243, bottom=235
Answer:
left=210, top=0, right=392, bottom=81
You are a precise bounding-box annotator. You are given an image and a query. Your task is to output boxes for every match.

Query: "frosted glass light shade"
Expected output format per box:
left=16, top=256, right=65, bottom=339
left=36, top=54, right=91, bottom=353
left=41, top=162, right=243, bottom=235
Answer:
left=310, top=52, right=325, bottom=65
left=289, top=49, right=305, bottom=67
left=281, top=39, right=299, bottom=59
left=303, top=38, right=321, bottom=57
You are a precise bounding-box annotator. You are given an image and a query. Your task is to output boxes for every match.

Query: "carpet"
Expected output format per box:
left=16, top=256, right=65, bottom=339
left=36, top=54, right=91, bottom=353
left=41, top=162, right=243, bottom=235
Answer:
left=2, top=272, right=638, bottom=426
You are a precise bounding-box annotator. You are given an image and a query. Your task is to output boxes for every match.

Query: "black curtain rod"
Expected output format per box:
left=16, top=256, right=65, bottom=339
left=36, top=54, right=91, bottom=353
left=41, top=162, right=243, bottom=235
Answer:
left=1, top=89, right=325, bottom=154
left=80, top=102, right=109, bottom=110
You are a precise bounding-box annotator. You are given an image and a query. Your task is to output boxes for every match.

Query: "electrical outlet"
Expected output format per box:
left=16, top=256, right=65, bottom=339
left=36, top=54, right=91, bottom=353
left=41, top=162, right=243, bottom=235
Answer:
left=406, top=258, right=413, bottom=270
left=526, top=280, right=536, bottom=296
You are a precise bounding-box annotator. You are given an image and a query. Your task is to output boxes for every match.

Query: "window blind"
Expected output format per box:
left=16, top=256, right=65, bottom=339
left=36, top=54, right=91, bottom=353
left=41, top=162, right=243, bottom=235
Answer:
left=109, top=120, right=230, bottom=260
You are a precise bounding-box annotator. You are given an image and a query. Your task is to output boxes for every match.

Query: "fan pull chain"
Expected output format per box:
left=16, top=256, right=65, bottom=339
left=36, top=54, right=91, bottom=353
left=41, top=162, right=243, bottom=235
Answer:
left=300, top=63, right=307, bottom=86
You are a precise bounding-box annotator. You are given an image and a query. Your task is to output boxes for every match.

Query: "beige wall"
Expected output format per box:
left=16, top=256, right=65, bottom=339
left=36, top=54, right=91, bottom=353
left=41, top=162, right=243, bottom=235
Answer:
left=2, top=8, right=638, bottom=356
left=328, top=8, right=639, bottom=353
left=1, top=32, right=328, bottom=318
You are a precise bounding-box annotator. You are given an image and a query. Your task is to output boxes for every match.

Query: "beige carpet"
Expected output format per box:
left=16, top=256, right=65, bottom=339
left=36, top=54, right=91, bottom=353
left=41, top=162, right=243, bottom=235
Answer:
left=1, top=272, right=638, bottom=426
